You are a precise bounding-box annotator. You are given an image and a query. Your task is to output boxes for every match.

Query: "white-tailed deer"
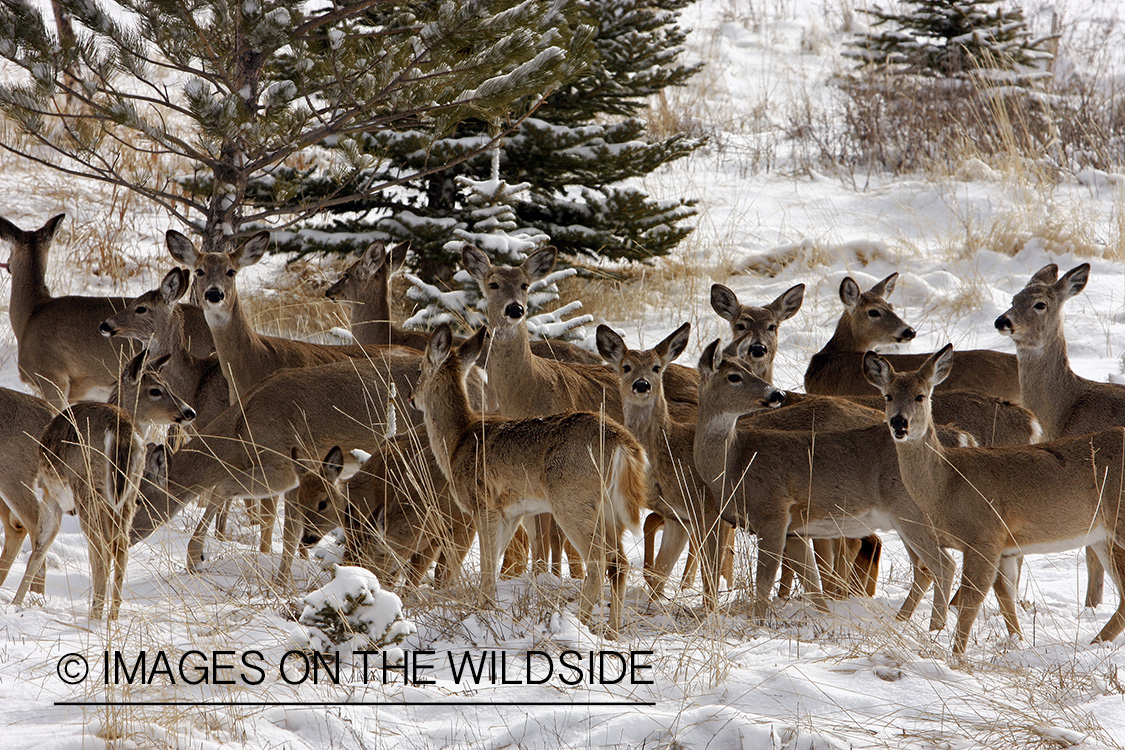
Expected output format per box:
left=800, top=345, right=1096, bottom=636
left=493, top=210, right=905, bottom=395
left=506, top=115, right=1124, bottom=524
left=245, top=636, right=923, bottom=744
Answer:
left=996, top=262, right=1125, bottom=608
left=411, top=324, right=649, bottom=634
left=165, top=230, right=413, bottom=405
left=864, top=345, right=1125, bottom=655
left=100, top=267, right=229, bottom=428
left=274, top=446, right=346, bottom=586
left=710, top=282, right=805, bottom=382
left=462, top=244, right=697, bottom=420
left=695, top=339, right=958, bottom=628
left=0, top=214, right=212, bottom=410
left=0, top=387, right=54, bottom=596
left=805, top=273, right=1020, bottom=402
left=326, top=240, right=603, bottom=365
left=284, top=430, right=476, bottom=591
left=596, top=322, right=732, bottom=604
left=130, top=350, right=426, bottom=571
left=20, top=402, right=175, bottom=619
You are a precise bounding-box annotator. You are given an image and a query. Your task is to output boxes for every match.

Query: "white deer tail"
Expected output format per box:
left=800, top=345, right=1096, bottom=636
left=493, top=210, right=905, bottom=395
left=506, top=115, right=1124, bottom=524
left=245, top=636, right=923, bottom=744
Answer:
left=608, top=442, right=649, bottom=536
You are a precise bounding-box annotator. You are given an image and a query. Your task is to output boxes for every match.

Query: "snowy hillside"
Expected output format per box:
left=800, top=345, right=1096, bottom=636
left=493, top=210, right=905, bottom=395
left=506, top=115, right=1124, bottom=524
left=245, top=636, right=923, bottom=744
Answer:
left=3, top=1, right=1125, bottom=748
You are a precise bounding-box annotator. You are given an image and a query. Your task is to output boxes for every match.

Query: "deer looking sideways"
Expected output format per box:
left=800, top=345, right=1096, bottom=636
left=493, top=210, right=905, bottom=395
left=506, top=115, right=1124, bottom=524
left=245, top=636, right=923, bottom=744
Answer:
left=864, top=345, right=1125, bottom=656
left=0, top=214, right=212, bottom=411
left=409, top=324, right=649, bottom=635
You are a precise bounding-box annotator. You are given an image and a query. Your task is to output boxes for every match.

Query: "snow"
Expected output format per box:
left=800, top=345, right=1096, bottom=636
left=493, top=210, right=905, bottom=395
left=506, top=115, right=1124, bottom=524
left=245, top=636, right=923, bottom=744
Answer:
left=3, top=0, right=1125, bottom=748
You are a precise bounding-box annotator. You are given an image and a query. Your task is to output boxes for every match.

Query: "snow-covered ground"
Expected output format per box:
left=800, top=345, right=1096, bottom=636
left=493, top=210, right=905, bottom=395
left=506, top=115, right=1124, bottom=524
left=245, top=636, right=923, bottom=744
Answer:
left=3, top=1, right=1125, bottom=748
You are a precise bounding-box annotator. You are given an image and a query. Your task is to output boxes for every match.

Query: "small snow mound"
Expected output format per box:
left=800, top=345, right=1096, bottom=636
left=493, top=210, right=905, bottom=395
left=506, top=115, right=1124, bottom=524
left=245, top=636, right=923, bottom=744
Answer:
left=956, top=158, right=1001, bottom=182
left=735, top=238, right=895, bottom=276
left=1077, top=167, right=1124, bottom=189
left=299, top=565, right=415, bottom=653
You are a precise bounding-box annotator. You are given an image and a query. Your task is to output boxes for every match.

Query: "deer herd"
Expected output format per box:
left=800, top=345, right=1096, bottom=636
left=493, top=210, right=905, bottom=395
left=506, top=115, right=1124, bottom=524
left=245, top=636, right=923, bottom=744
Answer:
left=2, top=212, right=1125, bottom=657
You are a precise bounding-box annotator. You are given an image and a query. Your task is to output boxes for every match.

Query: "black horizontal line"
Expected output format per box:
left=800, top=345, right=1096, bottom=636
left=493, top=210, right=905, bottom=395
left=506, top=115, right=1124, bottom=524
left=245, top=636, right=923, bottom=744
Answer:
left=54, top=701, right=655, bottom=707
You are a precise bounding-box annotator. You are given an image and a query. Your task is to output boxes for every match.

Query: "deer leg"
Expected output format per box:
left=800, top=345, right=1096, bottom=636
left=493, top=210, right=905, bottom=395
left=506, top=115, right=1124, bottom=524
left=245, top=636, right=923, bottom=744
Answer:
left=648, top=516, right=689, bottom=601
left=643, top=512, right=663, bottom=574
left=994, top=554, right=1022, bottom=640
left=1091, top=543, right=1125, bottom=644
left=0, top=506, right=27, bottom=589
left=1084, top=546, right=1105, bottom=609
left=12, top=502, right=62, bottom=606
left=500, top=523, right=529, bottom=579
left=953, top=549, right=1001, bottom=656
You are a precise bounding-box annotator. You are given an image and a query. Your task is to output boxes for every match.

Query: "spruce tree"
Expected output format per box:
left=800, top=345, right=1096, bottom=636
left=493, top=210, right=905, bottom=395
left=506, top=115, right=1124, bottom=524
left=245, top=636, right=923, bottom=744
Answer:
left=0, top=0, right=591, bottom=253
left=283, top=0, right=704, bottom=282
left=846, top=0, right=1052, bottom=81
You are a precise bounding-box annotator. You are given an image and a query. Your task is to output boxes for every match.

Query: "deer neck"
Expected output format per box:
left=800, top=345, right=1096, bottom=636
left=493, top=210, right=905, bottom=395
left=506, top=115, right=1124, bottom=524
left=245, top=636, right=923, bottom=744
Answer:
left=892, top=424, right=947, bottom=502
left=421, top=370, right=478, bottom=472
left=483, top=322, right=542, bottom=412
left=623, top=391, right=671, bottom=454
left=693, top=393, right=744, bottom=491
left=6, top=244, right=52, bottom=341
left=203, top=295, right=266, bottom=400
left=820, top=313, right=865, bottom=354
left=1014, top=324, right=1079, bottom=440
left=349, top=280, right=394, bottom=347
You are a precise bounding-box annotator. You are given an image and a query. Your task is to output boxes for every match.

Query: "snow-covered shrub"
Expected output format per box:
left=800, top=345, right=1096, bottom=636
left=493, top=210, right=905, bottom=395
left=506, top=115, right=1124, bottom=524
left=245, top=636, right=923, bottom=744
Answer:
left=298, top=565, right=415, bottom=654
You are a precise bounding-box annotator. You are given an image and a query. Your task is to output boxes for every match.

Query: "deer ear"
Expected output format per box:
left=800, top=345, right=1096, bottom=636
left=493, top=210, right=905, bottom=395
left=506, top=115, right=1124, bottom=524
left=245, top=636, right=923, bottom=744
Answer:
left=233, top=231, right=269, bottom=267
left=920, top=344, right=954, bottom=387
left=1056, top=264, right=1089, bottom=300
left=595, top=325, right=627, bottom=366
left=862, top=351, right=893, bottom=391
left=166, top=230, right=200, bottom=267
left=148, top=352, right=172, bottom=373
left=523, top=246, right=557, bottom=282
left=427, top=323, right=455, bottom=367
left=388, top=241, right=410, bottom=271
left=839, top=277, right=861, bottom=310
left=655, top=322, right=691, bottom=366
left=461, top=245, right=491, bottom=281
left=1030, top=264, right=1058, bottom=285
left=160, top=267, right=189, bottom=303
left=144, top=443, right=168, bottom=483
left=360, top=241, right=387, bottom=274
left=458, top=326, right=488, bottom=367
left=323, top=446, right=345, bottom=483
left=869, top=272, right=898, bottom=299
left=710, top=284, right=740, bottom=323
left=124, top=350, right=148, bottom=384
left=769, top=284, right=805, bottom=321
left=698, top=338, right=722, bottom=376
left=41, top=213, right=66, bottom=242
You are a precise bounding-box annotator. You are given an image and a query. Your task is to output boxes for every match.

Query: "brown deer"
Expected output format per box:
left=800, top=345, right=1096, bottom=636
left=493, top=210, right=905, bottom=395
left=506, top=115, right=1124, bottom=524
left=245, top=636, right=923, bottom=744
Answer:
left=864, top=344, right=1125, bottom=655
left=20, top=401, right=178, bottom=619
left=130, top=349, right=426, bottom=572
left=0, top=387, right=55, bottom=596
left=995, top=262, right=1125, bottom=609
left=710, top=282, right=805, bottom=382
left=410, top=324, right=649, bottom=634
left=0, top=214, right=212, bottom=410
left=165, top=230, right=415, bottom=405
left=326, top=240, right=602, bottom=364
left=100, top=267, right=230, bottom=428
left=274, top=446, right=345, bottom=587
left=695, top=339, right=958, bottom=628
left=805, top=273, right=1020, bottom=402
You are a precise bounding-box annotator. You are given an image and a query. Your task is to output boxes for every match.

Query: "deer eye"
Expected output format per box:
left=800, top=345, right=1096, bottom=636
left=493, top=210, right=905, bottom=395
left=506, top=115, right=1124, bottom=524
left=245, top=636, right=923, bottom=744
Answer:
left=317, top=501, right=329, bottom=511
left=489, top=282, right=499, bottom=290
left=194, top=269, right=204, bottom=276
left=727, top=373, right=742, bottom=383
left=521, top=283, right=528, bottom=290
left=136, top=305, right=147, bottom=314
left=622, top=364, right=631, bottom=373
left=868, top=310, right=881, bottom=318
left=735, top=323, right=745, bottom=331
left=884, top=394, right=892, bottom=402
left=148, top=388, right=162, bottom=397
left=768, top=324, right=776, bottom=331
left=653, top=365, right=661, bottom=373
left=915, top=395, right=924, bottom=402
left=1033, top=302, right=1047, bottom=311
left=226, top=269, right=236, bottom=277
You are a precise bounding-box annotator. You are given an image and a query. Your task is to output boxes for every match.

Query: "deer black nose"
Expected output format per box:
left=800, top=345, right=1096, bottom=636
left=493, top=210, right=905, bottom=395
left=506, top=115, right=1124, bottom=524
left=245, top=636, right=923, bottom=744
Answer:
left=889, top=415, right=909, bottom=438
left=899, top=328, right=916, bottom=342
left=301, top=533, right=322, bottom=547
left=766, top=390, right=785, bottom=407
left=98, top=322, right=115, bottom=337
left=749, top=343, right=767, bottom=358
left=204, top=288, right=224, bottom=304
left=633, top=380, right=651, bottom=394
left=995, top=315, right=1012, bottom=332
left=182, top=407, right=197, bottom=422
left=504, top=302, right=524, bottom=320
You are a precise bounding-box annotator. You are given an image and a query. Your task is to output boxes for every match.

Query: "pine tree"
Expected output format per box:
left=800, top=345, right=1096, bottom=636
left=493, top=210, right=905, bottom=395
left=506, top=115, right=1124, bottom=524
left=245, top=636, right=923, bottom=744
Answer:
left=0, top=0, right=591, bottom=253
left=282, top=0, right=704, bottom=282
left=846, top=0, right=1052, bottom=81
